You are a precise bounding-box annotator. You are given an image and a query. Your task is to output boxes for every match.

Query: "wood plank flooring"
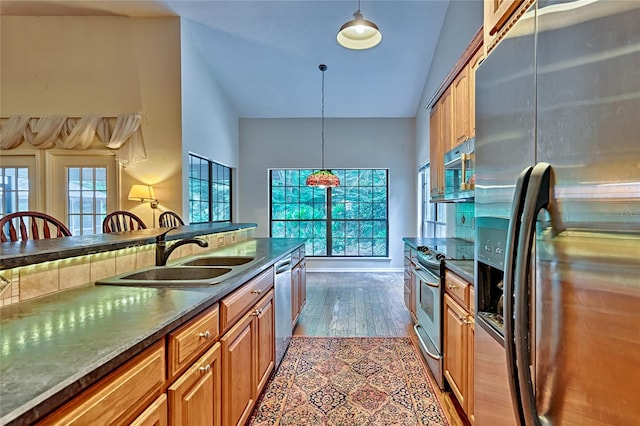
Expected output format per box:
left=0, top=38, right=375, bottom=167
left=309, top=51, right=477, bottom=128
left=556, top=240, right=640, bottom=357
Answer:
left=293, top=271, right=468, bottom=426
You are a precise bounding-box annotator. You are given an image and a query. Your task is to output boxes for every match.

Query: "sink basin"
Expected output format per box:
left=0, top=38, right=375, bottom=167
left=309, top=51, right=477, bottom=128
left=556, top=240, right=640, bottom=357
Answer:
left=121, top=267, right=232, bottom=281
left=180, top=256, right=255, bottom=267
left=95, top=266, right=233, bottom=287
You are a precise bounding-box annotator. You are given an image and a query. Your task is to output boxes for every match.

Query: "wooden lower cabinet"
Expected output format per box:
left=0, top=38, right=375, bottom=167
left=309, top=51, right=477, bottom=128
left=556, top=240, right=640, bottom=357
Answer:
left=168, top=342, right=221, bottom=426
left=444, top=287, right=475, bottom=423
left=221, top=290, right=275, bottom=426
left=131, top=394, right=168, bottom=426
left=291, top=257, right=307, bottom=327
left=38, top=340, right=166, bottom=426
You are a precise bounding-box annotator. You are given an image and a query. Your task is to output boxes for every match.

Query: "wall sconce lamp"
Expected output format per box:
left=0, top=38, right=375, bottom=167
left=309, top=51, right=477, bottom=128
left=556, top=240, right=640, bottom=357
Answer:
left=128, top=184, right=158, bottom=226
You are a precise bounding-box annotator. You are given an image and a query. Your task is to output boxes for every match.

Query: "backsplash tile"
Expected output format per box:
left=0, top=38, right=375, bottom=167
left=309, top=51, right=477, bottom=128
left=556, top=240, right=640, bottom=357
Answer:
left=0, top=227, right=257, bottom=308
left=454, top=202, right=476, bottom=242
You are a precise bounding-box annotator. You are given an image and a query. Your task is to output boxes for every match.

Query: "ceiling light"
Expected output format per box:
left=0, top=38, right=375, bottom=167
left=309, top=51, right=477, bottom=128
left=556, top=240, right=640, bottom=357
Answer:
left=306, top=64, right=340, bottom=189
left=337, top=0, right=382, bottom=50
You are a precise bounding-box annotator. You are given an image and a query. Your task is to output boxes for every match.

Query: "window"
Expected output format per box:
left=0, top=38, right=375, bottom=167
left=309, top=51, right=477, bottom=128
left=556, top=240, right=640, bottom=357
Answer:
left=48, top=151, right=117, bottom=235
left=0, top=155, right=37, bottom=215
left=270, top=169, right=388, bottom=257
left=1, top=166, right=30, bottom=215
left=67, top=167, right=107, bottom=235
left=419, top=164, right=446, bottom=238
left=188, top=154, right=232, bottom=224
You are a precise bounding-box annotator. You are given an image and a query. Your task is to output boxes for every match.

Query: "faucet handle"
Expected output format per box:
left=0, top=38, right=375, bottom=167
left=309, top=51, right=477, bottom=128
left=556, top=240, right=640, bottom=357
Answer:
left=156, top=226, right=178, bottom=242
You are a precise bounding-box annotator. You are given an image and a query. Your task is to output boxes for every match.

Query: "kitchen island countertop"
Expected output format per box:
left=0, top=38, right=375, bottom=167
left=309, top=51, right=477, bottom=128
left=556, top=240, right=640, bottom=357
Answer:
left=0, top=237, right=304, bottom=426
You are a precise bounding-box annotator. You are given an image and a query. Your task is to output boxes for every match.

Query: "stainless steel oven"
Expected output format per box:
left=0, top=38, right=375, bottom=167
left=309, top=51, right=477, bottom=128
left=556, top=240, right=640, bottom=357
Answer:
left=413, top=253, right=445, bottom=389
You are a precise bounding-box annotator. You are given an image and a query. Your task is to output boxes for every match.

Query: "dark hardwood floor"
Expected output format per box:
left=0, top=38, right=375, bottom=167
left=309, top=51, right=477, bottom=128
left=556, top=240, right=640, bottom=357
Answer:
left=293, top=271, right=413, bottom=337
left=292, top=271, right=468, bottom=426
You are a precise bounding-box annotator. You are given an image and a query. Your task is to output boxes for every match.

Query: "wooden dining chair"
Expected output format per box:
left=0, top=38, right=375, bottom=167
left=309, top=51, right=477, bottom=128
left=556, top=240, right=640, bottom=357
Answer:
left=158, top=211, right=185, bottom=228
left=0, top=211, right=72, bottom=242
left=102, top=211, right=147, bottom=233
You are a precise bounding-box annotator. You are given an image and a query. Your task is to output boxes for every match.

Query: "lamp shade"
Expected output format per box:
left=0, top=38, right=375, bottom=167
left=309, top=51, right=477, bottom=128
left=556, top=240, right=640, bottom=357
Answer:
left=128, top=184, right=156, bottom=202
left=306, top=170, right=340, bottom=189
left=337, top=10, right=382, bottom=50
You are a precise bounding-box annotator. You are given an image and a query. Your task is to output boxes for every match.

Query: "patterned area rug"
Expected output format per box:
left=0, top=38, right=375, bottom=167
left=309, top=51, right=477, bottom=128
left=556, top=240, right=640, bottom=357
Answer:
left=249, top=337, right=451, bottom=425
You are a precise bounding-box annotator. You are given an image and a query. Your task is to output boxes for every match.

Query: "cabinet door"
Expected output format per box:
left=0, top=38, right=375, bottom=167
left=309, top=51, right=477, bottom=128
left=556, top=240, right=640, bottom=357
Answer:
left=453, top=64, right=470, bottom=147
left=291, top=263, right=300, bottom=327
left=130, top=394, right=167, bottom=426
left=255, top=292, right=275, bottom=395
left=168, top=342, right=221, bottom=426
left=444, top=294, right=467, bottom=408
left=485, top=0, right=523, bottom=37
left=221, top=311, right=256, bottom=426
left=467, top=319, right=475, bottom=424
left=298, top=259, right=306, bottom=312
left=439, top=87, right=454, bottom=153
left=429, top=104, right=443, bottom=197
left=468, top=47, right=485, bottom=138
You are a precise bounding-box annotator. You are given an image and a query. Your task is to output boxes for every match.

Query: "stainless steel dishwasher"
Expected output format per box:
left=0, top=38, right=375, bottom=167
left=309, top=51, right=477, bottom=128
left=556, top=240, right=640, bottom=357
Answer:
left=274, top=255, right=292, bottom=369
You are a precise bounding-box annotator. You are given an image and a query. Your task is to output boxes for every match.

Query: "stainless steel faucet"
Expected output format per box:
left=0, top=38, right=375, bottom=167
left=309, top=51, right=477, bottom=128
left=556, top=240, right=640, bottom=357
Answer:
left=155, top=227, right=209, bottom=266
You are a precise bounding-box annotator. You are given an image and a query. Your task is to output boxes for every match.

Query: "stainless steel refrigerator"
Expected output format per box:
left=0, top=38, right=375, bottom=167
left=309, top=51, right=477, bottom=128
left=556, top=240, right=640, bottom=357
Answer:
left=474, top=1, right=640, bottom=425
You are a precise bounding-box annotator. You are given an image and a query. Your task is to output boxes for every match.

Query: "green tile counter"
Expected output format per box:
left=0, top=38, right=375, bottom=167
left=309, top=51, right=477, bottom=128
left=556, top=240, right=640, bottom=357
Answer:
left=0, top=238, right=304, bottom=426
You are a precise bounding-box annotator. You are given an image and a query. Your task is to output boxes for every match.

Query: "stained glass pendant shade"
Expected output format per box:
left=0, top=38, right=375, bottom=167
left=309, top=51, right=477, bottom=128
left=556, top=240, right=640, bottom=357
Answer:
left=306, top=64, right=340, bottom=189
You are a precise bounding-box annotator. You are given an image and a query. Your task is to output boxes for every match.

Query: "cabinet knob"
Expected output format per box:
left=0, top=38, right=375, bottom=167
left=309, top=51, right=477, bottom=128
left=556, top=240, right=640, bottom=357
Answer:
left=199, top=364, right=211, bottom=373
left=252, top=289, right=263, bottom=294
left=448, top=284, right=458, bottom=290
left=252, top=308, right=262, bottom=316
left=198, top=331, right=210, bottom=339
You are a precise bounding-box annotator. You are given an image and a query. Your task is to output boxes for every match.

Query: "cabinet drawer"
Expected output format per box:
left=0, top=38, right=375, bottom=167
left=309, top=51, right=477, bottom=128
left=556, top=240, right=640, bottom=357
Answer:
left=39, top=340, right=166, bottom=426
left=220, top=268, right=274, bottom=332
left=445, top=270, right=471, bottom=310
left=168, top=304, right=220, bottom=380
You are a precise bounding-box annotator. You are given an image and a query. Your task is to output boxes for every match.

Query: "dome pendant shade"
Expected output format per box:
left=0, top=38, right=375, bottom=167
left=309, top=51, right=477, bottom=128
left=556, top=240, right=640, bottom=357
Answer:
left=306, top=169, right=340, bottom=188
left=307, top=64, right=340, bottom=189
left=337, top=9, right=382, bottom=50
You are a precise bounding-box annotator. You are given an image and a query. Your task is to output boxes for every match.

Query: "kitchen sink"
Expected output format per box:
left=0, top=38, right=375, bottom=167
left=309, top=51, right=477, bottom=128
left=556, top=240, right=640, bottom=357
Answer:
left=95, top=266, right=233, bottom=287
left=120, top=267, right=232, bottom=281
left=179, top=256, right=255, bottom=267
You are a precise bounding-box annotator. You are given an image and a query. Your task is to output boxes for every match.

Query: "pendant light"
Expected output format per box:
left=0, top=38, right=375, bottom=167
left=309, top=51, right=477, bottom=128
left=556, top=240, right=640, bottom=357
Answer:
left=337, top=0, right=382, bottom=50
left=306, top=64, right=340, bottom=189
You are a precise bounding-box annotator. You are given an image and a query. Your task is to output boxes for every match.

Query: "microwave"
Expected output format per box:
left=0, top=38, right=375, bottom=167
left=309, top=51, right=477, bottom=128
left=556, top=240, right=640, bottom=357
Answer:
left=443, top=138, right=475, bottom=202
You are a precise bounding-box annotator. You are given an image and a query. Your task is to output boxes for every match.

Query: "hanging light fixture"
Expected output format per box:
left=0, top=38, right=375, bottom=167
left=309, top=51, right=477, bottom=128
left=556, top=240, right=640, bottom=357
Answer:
left=337, top=0, right=382, bottom=50
left=306, top=64, right=340, bottom=189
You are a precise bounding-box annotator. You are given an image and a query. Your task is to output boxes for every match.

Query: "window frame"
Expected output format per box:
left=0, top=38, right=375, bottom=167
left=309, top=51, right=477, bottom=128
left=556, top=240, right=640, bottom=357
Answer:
left=188, top=153, right=233, bottom=224
left=419, top=163, right=446, bottom=238
left=0, top=154, right=38, bottom=215
left=269, top=168, right=389, bottom=258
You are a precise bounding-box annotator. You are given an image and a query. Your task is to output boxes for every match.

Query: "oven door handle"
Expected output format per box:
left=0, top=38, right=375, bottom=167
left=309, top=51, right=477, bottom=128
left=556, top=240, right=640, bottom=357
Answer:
left=413, top=324, right=442, bottom=360
left=413, top=267, right=440, bottom=288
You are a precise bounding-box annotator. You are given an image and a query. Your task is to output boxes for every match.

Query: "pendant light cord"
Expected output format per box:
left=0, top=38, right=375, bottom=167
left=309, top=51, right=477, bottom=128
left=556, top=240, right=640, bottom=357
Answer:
left=320, top=64, right=327, bottom=169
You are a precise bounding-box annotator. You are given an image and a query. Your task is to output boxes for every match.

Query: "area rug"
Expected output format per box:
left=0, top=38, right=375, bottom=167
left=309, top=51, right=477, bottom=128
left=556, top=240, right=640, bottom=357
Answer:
left=248, top=337, right=451, bottom=425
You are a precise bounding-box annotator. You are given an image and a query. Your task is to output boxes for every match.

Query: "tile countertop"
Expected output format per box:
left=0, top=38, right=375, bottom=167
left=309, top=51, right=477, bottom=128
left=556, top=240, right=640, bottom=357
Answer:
left=0, top=238, right=304, bottom=426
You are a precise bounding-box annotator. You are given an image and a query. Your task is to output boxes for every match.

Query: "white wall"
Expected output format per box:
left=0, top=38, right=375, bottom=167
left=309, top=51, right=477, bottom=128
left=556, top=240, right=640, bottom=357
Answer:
left=0, top=16, right=183, bottom=227
left=238, top=118, right=415, bottom=271
left=180, top=20, right=240, bottom=222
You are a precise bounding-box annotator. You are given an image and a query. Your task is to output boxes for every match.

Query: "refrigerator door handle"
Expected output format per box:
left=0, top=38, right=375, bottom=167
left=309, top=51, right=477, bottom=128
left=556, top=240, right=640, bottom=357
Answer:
left=504, top=165, right=533, bottom=426
left=514, top=162, right=554, bottom=426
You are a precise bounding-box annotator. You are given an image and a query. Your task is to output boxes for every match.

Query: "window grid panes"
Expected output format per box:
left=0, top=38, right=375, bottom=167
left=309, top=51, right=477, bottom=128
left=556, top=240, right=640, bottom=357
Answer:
left=270, top=169, right=389, bottom=257
left=189, top=154, right=232, bottom=224
left=67, top=166, right=107, bottom=235
left=0, top=166, right=29, bottom=215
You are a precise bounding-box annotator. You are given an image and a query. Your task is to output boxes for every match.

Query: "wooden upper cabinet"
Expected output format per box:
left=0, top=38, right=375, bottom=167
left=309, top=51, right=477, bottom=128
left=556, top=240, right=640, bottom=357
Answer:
left=484, top=0, right=523, bottom=37
left=453, top=64, right=471, bottom=147
left=439, top=86, right=455, bottom=153
left=468, top=47, right=485, bottom=137
left=484, top=0, right=534, bottom=54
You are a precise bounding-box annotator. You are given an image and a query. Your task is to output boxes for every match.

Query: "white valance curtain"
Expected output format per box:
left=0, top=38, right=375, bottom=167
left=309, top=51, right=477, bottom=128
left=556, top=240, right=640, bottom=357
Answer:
left=0, top=113, right=147, bottom=165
